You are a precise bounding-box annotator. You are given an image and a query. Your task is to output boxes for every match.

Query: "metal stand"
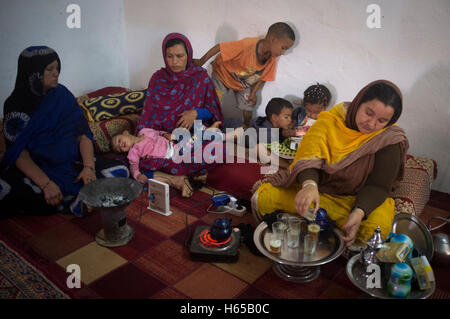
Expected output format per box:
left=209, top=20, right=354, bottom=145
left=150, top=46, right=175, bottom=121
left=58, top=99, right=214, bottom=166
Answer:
left=95, top=226, right=135, bottom=248
left=272, top=263, right=320, bottom=283
left=79, top=177, right=143, bottom=248
left=253, top=221, right=345, bottom=283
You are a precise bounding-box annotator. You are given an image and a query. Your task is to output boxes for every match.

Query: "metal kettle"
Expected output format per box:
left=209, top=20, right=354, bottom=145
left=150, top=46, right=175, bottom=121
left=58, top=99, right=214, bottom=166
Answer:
left=210, top=218, right=232, bottom=241
left=428, top=216, right=450, bottom=267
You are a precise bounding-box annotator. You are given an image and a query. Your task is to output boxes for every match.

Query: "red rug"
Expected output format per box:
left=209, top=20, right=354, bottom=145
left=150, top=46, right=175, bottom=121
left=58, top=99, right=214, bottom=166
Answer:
left=0, top=175, right=448, bottom=300
left=0, top=240, right=69, bottom=299
left=206, top=160, right=264, bottom=201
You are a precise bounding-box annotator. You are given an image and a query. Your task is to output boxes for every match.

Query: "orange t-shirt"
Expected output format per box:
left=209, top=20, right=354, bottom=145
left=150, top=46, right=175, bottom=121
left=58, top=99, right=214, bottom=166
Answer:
left=212, top=37, right=277, bottom=91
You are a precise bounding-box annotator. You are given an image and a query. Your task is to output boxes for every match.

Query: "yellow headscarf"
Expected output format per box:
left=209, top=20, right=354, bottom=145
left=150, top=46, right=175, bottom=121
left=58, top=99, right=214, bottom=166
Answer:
left=267, top=80, right=408, bottom=191
left=290, top=102, right=389, bottom=168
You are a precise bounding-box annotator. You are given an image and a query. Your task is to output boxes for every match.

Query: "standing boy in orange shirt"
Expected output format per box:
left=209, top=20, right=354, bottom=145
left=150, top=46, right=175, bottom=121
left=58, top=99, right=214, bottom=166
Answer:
left=194, top=22, right=295, bottom=128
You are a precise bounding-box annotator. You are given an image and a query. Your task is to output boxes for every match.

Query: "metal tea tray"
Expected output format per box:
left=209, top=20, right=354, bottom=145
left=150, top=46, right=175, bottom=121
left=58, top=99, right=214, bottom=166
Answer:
left=346, top=253, right=435, bottom=299
left=253, top=221, right=345, bottom=282
left=391, top=212, right=434, bottom=261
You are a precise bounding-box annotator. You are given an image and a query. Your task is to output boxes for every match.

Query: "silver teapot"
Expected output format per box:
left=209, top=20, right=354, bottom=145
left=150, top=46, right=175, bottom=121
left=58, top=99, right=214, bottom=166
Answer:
left=428, top=216, right=450, bottom=267
left=360, top=226, right=384, bottom=268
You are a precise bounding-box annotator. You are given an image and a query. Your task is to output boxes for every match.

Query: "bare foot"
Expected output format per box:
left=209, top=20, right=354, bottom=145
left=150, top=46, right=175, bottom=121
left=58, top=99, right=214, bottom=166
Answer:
left=178, top=176, right=194, bottom=197
left=225, top=126, right=245, bottom=142
left=193, top=173, right=208, bottom=185
left=152, top=171, right=172, bottom=185
left=153, top=171, right=193, bottom=197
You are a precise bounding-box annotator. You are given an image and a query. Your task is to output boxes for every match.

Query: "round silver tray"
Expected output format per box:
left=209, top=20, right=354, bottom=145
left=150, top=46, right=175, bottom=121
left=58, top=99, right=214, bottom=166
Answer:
left=346, top=253, right=435, bottom=299
left=392, top=212, right=434, bottom=261
left=253, top=221, right=345, bottom=282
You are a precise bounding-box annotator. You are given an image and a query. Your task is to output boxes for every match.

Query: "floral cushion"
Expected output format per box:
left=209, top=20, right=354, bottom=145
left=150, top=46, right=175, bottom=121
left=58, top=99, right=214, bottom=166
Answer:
left=88, top=114, right=140, bottom=153
left=76, top=87, right=143, bottom=153
left=78, top=89, right=146, bottom=122
left=390, top=155, right=437, bottom=216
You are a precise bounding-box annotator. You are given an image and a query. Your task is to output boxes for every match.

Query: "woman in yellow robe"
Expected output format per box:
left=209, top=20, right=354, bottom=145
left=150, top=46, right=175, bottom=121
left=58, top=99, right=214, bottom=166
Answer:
left=252, top=80, right=409, bottom=248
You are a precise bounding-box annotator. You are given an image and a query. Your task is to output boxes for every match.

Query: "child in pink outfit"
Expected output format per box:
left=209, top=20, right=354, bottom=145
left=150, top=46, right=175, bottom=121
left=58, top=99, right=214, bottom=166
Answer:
left=112, top=128, right=174, bottom=183
left=112, top=122, right=242, bottom=184
left=112, top=128, right=202, bottom=184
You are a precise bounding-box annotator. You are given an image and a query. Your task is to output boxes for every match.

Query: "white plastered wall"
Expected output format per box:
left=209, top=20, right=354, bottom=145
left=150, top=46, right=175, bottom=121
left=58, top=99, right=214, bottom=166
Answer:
left=1, top=0, right=449, bottom=193
left=123, top=0, right=450, bottom=193
left=0, top=0, right=129, bottom=107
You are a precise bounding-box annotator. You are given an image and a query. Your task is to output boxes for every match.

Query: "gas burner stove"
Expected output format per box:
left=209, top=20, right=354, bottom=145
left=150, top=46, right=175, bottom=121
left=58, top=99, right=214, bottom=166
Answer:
left=189, top=225, right=240, bottom=262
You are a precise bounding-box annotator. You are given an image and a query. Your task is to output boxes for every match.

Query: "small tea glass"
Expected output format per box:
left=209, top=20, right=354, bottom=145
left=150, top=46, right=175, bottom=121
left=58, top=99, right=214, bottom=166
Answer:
left=303, top=233, right=318, bottom=255
left=270, top=221, right=287, bottom=253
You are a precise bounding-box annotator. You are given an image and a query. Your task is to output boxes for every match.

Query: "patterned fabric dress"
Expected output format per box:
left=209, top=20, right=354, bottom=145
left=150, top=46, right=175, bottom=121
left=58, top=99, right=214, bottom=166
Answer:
left=137, top=33, right=225, bottom=176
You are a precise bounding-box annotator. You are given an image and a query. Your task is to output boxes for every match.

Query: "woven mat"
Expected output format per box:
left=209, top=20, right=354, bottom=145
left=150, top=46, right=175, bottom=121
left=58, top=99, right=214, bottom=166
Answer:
left=0, top=240, right=69, bottom=299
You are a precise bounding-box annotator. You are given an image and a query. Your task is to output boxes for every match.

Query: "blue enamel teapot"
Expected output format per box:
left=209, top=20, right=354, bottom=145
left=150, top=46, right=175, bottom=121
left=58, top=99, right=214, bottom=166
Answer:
left=210, top=218, right=233, bottom=241
left=306, top=208, right=330, bottom=231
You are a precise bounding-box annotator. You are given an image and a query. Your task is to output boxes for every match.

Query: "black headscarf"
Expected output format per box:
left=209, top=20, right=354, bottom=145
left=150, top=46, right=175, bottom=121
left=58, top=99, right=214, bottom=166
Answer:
left=3, top=46, right=60, bottom=146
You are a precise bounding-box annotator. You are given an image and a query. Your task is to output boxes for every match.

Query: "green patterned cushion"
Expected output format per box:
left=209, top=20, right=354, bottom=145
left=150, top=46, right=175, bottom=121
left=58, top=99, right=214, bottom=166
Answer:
left=265, top=138, right=298, bottom=159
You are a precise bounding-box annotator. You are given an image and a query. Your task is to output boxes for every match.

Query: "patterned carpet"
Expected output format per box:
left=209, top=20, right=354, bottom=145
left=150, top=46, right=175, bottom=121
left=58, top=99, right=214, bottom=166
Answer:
left=0, top=186, right=448, bottom=300
left=0, top=240, right=68, bottom=299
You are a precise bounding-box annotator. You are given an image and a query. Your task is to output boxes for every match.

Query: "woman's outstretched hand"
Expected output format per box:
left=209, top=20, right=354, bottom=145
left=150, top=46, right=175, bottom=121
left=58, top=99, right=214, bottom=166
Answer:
left=342, top=208, right=365, bottom=247
left=294, top=182, right=320, bottom=217
left=176, top=109, right=197, bottom=130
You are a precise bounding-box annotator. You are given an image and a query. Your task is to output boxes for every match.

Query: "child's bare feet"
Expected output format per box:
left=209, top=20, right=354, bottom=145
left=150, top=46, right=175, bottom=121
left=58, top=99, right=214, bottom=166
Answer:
left=153, top=171, right=193, bottom=197
left=225, top=126, right=245, bottom=142
left=169, top=175, right=193, bottom=197
left=180, top=176, right=194, bottom=197
left=193, top=173, right=208, bottom=185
